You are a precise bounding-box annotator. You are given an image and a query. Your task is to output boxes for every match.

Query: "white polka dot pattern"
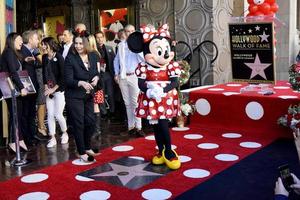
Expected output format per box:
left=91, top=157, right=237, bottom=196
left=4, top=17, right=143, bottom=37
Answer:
left=142, top=189, right=172, bottom=200
left=196, top=98, right=211, bottom=116
left=183, top=169, right=210, bottom=178
left=245, top=101, right=264, bottom=120
left=80, top=190, right=111, bottom=200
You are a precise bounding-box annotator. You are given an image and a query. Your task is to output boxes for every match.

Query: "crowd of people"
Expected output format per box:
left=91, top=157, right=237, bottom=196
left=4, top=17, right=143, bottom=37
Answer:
left=0, top=23, right=146, bottom=163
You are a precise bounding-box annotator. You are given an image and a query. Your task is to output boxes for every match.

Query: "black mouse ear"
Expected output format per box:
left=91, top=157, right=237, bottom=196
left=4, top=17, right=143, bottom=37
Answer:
left=127, top=32, right=144, bottom=53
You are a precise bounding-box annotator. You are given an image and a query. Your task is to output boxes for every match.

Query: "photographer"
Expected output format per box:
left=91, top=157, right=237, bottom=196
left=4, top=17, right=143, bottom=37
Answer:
left=274, top=174, right=300, bottom=199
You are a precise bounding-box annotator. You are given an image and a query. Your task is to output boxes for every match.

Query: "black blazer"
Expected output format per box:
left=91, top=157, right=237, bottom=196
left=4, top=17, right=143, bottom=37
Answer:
left=64, top=51, right=99, bottom=99
left=0, top=48, right=24, bottom=91
left=97, top=44, right=115, bottom=76
left=20, top=45, right=39, bottom=91
left=42, top=53, right=65, bottom=92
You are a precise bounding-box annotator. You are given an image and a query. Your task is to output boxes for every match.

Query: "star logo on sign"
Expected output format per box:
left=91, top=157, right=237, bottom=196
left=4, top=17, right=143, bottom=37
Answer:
left=244, top=54, right=271, bottom=79
left=255, top=25, right=260, bottom=31
left=259, top=31, right=270, bottom=42
left=91, top=162, right=162, bottom=186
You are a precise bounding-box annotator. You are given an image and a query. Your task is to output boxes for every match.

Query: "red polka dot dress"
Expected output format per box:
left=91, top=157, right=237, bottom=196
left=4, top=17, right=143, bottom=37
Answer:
left=135, top=61, right=181, bottom=120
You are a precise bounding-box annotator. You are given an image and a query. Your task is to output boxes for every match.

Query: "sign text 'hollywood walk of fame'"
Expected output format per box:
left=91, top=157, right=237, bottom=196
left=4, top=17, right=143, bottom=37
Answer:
left=229, top=22, right=275, bottom=83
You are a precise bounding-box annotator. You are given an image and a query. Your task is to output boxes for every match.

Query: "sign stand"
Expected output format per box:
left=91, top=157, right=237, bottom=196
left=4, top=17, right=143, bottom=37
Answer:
left=6, top=77, right=31, bottom=167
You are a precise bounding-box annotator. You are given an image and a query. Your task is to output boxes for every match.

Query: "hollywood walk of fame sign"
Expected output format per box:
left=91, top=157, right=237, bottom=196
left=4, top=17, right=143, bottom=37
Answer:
left=229, top=22, right=275, bottom=83
left=0, top=70, right=36, bottom=99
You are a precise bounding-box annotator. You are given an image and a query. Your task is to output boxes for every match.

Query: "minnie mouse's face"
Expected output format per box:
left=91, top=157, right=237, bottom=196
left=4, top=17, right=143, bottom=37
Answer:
left=145, top=37, right=174, bottom=68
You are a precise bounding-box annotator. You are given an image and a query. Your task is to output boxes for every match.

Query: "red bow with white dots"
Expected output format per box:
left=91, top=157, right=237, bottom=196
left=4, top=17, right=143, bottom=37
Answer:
left=140, top=24, right=171, bottom=43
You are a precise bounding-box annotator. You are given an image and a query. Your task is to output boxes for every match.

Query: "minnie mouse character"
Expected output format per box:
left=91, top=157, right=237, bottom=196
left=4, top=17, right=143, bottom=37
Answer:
left=127, top=24, right=181, bottom=170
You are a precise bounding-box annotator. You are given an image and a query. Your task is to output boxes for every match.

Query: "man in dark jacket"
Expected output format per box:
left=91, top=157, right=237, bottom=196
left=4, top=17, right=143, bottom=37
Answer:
left=95, top=31, right=116, bottom=118
left=20, top=30, right=42, bottom=145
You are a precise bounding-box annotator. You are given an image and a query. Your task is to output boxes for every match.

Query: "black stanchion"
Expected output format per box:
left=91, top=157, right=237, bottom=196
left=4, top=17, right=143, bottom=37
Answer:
left=7, top=77, right=31, bottom=167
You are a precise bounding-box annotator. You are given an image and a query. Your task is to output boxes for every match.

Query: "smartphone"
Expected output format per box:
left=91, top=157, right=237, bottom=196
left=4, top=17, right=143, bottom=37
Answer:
left=278, top=164, right=294, bottom=191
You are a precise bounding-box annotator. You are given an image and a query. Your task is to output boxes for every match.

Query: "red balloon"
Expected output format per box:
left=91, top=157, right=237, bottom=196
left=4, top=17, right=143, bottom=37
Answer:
left=259, top=3, right=271, bottom=14
left=249, top=5, right=259, bottom=14
left=270, top=3, right=279, bottom=13
left=266, top=0, right=275, bottom=4
left=247, top=0, right=254, bottom=4
left=254, top=11, right=265, bottom=16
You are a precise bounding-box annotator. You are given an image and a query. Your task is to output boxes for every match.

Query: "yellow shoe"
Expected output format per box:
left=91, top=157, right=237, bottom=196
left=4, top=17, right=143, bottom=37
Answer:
left=152, top=154, right=164, bottom=165
left=162, top=149, right=181, bottom=170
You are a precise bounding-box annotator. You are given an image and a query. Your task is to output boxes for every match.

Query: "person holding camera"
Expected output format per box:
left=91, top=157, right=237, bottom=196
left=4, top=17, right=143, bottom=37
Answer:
left=274, top=174, right=300, bottom=199
left=64, top=31, right=100, bottom=163
left=41, top=37, right=68, bottom=148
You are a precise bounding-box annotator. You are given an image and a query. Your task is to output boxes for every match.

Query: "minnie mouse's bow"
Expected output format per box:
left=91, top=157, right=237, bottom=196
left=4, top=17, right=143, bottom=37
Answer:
left=140, top=24, right=171, bottom=43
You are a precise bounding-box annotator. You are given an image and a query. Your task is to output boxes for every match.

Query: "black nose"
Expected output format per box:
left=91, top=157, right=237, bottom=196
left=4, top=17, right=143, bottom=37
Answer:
left=164, top=51, right=169, bottom=59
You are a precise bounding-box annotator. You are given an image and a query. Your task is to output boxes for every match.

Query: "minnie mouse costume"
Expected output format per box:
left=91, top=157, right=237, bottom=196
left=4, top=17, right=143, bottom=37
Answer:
left=127, top=24, right=181, bottom=170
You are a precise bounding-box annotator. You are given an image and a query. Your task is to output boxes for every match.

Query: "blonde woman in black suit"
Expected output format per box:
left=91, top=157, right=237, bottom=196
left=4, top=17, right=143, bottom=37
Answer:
left=64, top=31, right=100, bottom=162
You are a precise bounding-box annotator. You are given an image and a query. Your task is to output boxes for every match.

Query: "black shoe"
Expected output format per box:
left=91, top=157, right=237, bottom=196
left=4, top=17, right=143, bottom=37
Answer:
left=34, top=133, right=49, bottom=141
left=136, top=129, right=145, bottom=137
left=120, top=128, right=136, bottom=136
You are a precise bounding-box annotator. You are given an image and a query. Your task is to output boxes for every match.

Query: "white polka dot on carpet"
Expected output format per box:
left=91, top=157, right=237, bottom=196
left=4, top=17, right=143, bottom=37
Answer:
left=72, top=159, right=95, bottom=166
left=215, top=154, right=239, bottom=161
left=179, top=155, right=192, bottom=163
left=222, top=133, right=242, bottom=138
left=197, top=143, right=219, bottom=149
left=172, top=127, right=190, bottom=131
left=18, top=192, right=50, bottom=200
left=21, top=173, right=48, bottom=183
left=183, top=169, right=210, bottom=178
left=112, top=145, right=134, bottom=152
left=196, top=98, right=211, bottom=116
left=141, top=189, right=172, bottom=200
left=245, top=101, right=264, bottom=120
left=75, top=175, right=94, bottom=182
left=184, top=134, right=203, bottom=139
left=240, top=142, right=262, bottom=148
left=80, top=190, right=111, bottom=200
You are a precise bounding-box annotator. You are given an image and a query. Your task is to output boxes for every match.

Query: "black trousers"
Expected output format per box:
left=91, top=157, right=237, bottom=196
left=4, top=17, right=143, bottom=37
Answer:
left=20, top=94, right=37, bottom=143
left=6, top=97, right=24, bottom=143
left=66, top=96, right=95, bottom=155
left=102, top=72, right=115, bottom=113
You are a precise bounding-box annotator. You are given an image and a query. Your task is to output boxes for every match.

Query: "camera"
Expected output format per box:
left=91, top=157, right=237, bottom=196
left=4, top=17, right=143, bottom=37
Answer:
left=49, top=94, right=54, bottom=99
left=278, top=164, right=294, bottom=192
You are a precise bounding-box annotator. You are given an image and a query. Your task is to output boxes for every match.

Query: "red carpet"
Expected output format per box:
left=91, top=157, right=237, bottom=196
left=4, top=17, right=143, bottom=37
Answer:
left=0, top=126, right=282, bottom=200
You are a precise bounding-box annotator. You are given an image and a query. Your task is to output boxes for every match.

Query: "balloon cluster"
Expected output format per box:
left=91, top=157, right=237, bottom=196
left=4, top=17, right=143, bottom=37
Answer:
left=247, top=0, right=279, bottom=17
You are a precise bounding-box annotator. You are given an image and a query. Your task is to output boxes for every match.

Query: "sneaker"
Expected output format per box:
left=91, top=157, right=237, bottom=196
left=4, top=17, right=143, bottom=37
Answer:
left=61, top=133, right=69, bottom=144
left=47, top=137, right=57, bottom=148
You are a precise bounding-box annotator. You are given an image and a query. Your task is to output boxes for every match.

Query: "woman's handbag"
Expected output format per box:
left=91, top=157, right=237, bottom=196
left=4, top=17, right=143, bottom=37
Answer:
left=94, top=89, right=104, bottom=104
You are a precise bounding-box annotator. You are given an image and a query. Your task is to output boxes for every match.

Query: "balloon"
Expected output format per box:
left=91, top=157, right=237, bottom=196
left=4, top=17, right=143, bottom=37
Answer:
left=270, top=3, right=279, bottom=13
left=259, top=3, right=271, bottom=14
left=253, top=0, right=265, bottom=5
left=266, top=0, right=275, bottom=4
left=247, top=0, right=254, bottom=4
left=249, top=5, right=259, bottom=14
left=254, top=11, right=265, bottom=16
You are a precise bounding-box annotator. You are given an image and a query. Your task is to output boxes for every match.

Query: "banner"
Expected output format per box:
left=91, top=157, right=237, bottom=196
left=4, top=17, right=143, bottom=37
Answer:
left=229, top=22, right=275, bottom=83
